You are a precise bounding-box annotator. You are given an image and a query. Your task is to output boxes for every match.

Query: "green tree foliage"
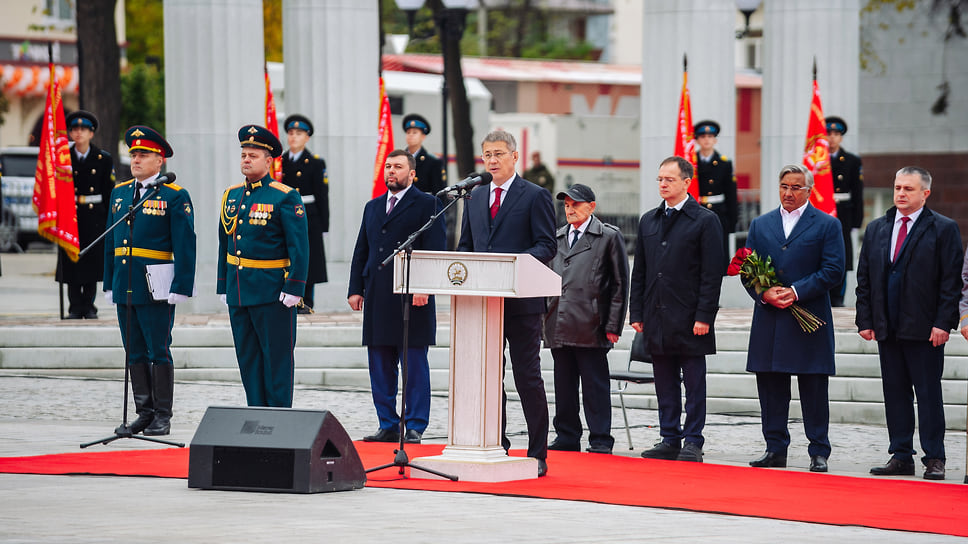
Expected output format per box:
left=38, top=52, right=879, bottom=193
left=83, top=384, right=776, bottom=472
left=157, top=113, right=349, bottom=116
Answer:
left=125, top=0, right=164, bottom=68
left=264, top=0, right=283, bottom=62
left=120, top=64, right=164, bottom=134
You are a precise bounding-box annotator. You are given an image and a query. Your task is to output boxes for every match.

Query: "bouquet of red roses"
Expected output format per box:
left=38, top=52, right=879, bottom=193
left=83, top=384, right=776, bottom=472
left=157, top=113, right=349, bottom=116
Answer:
left=727, top=247, right=826, bottom=333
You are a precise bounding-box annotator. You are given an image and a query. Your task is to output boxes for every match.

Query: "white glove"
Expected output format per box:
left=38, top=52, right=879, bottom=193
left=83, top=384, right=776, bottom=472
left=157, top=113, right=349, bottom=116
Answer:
left=280, top=292, right=300, bottom=308
left=104, top=291, right=115, bottom=306
left=219, top=294, right=227, bottom=305
left=167, top=293, right=189, bottom=305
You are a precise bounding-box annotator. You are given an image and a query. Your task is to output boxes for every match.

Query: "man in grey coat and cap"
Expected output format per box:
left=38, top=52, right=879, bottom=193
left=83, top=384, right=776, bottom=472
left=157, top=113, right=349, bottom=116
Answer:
left=544, top=184, right=629, bottom=455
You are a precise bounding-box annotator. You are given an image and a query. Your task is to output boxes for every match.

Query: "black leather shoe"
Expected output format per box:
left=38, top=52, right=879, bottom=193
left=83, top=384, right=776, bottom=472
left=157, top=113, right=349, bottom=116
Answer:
left=84, top=311, right=98, bottom=319
left=404, top=429, right=422, bottom=444
left=548, top=439, right=580, bottom=452
left=870, top=458, right=915, bottom=476
left=585, top=444, right=612, bottom=454
left=537, top=459, right=548, bottom=477
left=809, top=455, right=828, bottom=472
left=750, top=451, right=787, bottom=468
left=640, top=441, right=681, bottom=460
left=65, top=313, right=84, bottom=320
left=923, top=459, right=945, bottom=480
left=676, top=442, right=703, bottom=462
left=363, top=428, right=400, bottom=443
left=297, top=306, right=312, bottom=315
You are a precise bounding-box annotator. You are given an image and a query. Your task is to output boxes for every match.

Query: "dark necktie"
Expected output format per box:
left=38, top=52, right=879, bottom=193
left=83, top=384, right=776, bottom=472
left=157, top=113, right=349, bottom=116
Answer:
left=490, top=187, right=503, bottom=220
left=665, top=207, right=674, bottom=218
left=387, top=195, right=398, bottom=214
left=133, top=182, right=142, bottom=205
left=570, top=229, right=580, bottom=248
left=893, top=216, right=910, bottom=262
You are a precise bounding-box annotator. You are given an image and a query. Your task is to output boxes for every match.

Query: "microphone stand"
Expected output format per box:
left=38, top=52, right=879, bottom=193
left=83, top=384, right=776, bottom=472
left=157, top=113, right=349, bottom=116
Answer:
left=80, top=183, right=185, bottom=449
left=365, top=191, right=468, bottom=481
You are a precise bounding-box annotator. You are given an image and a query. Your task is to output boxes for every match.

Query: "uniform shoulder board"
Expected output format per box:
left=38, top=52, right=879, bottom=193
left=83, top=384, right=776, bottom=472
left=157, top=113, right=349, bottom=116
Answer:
left=165, top=182, right=184, bottom=191
left=270, top=181, right=293, bottom=193
left=116, top=178, right=134, bottom=188
left=313, top=154, right=320, bottom=159
left=228, top=183, right=244, bottom=190
left=720, top=154, right=730, bottom=161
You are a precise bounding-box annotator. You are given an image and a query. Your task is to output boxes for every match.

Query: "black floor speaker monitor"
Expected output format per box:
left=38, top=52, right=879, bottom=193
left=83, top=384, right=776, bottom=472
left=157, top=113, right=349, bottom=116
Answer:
left=188, top=406, right=366, bottom=493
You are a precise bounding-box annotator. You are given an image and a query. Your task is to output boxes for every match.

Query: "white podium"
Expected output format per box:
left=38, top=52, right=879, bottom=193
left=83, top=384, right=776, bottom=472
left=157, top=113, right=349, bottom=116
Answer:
left=394, top=250, right=561, bottom=481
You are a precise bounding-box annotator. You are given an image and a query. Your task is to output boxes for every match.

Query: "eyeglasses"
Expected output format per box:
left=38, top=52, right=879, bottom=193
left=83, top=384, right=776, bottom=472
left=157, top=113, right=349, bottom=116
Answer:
left=656, top=177, right=681, bottom=185
left=482, top=151, right=509, bottom=161
left=779, top=184, right=811, bottom=193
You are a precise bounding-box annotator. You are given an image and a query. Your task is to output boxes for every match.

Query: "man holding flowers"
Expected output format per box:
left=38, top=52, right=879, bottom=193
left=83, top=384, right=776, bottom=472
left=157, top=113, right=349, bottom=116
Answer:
left=742, top=164, right=844, bottom=473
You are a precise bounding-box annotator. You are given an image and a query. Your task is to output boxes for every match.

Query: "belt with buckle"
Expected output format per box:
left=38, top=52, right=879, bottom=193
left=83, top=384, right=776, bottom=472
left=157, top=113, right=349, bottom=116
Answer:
left=226, top=254, right=291, bottom=269
left=700, top=194, right=725, bottom=205
left=833, top=192, right=851, bottom=202
left=114, top=247, right=174, bottom=260
left=76, top=194, right=103, bottom=204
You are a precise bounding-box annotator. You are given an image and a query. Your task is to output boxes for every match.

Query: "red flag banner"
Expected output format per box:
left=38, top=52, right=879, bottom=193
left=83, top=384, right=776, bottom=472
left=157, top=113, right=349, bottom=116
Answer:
left=32, top=62, right=77, bottom=261
left=803, top=78, right=837, bottom=216
left=674, top=68, right=699, bottom=200
left=264, top=65, right=283, bottom=181
left=371, top=76, right=394, bottom=198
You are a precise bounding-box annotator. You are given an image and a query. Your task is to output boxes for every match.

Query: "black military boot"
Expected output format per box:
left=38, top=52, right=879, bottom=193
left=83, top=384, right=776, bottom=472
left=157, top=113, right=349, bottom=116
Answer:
left=126, top=363, right=154, bottom=434
left=144, top=364, right=174, bottom=436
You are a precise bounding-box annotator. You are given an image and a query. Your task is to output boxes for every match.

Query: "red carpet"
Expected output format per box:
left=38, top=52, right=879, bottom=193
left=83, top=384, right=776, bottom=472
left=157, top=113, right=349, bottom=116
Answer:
left=2, top=443, right=966, bottom=537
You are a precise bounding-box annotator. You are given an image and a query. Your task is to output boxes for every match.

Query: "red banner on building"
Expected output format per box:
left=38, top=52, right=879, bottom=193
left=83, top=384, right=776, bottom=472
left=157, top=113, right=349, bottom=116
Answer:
left=32, top=62, right=77, bottom=261
left=372, top=76, right=394, bottom=198
left=674, top=62, right=699, bottom=200
left=803, top=77, right=837, bottom=216
left=264, top=64, right=283, bottom=181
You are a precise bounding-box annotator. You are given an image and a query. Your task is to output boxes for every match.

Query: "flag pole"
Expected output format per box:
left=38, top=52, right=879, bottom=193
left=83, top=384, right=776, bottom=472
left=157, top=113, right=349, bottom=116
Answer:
left=48, top=41, right=67, bottom=320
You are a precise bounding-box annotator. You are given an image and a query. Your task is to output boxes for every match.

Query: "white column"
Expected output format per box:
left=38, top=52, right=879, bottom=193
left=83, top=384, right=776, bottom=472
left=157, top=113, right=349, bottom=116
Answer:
left=283, top=0, right=379, bottom=262
left=759, top=0, right=860, bottom=212
left=640, top=0, right=735, bottom=212
left=164, top=0, right=265, bottom=313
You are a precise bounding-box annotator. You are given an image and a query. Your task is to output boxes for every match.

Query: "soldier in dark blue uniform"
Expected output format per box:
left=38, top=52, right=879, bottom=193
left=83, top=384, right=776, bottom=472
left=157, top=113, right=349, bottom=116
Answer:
left=826, top=116, right=863, bottom=307
left=402, top=113, right=446, bottom=195
left=218, top=125, right=309, bottom=408
left=104, top=125, right=197, bottom=436
left=694, top=120, right=738, bottom=273
left=58, top=110, right=115, bottom=319
left=348, top=149, right=446, bottom=443
left=281, top=114, right=328, bottom=313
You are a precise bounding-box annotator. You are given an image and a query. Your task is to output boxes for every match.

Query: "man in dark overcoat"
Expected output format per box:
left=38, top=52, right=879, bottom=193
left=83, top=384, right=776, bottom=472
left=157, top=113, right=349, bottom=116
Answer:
left=825, top=116, right=863, bottom=306
left=281, top=114, right=328, bottom=312
left=744, top=164, right=844, bottom=473
left=856, top=166, right=961, bottom=481
left=458, top=130, right=556, bottom=477
left=58, top=110, right=115, bottom=319
left=348, top=149, right=446, bottom=444
left=544, top=183, right=628, bottom=455
left=629, top=156, right=723, bottom=463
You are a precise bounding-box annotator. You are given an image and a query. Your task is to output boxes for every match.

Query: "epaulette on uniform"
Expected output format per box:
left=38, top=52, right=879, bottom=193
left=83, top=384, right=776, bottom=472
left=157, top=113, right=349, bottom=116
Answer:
left=270, top=181, right=293, bottom=193
left=720, top=154, right=730, bottom=161
left=116, top=178, right=134, bottom=188
left=165, top=182, right=184, bottom=191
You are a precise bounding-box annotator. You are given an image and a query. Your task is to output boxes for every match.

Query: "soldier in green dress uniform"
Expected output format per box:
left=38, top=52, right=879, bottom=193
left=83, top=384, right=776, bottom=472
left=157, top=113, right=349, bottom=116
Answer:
left=104, top=125, right=197, bottom=436
left=217, top=125, right=309, bottom=407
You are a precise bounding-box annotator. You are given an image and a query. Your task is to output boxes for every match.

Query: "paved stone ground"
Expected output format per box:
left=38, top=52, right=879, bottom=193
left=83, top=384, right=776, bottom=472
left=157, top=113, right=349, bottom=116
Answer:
left=2, top=251, right=966, bottom=542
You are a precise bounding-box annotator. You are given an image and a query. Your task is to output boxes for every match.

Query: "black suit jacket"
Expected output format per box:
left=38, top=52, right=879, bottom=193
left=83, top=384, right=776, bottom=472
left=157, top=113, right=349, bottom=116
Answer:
left=855, top=206, right=962, bottom=341
left=629, top=197, right=723, bottom=356
left=457, top=174, right=556, bottom=315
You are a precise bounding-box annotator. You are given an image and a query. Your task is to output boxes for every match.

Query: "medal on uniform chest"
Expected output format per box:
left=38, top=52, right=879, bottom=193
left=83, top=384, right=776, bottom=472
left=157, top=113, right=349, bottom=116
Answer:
left=249, top=203, right=273, bottom=225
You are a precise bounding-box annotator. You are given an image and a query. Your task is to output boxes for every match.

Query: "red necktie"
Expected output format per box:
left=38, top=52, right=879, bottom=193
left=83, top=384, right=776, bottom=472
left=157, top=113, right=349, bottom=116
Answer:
left=893, top=216, right=910, bottom=262
left=490, top=187, right=502, bottom=220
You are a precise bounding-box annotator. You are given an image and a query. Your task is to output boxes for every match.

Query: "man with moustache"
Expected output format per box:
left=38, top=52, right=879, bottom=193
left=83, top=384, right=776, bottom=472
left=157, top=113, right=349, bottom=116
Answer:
left=744, top=164, right=844, bottom=473
left=856, top=166, right=961, bottom=480
left=348, top=149, right=446, bottom=444
left=217, top=125, right=309, bottom=408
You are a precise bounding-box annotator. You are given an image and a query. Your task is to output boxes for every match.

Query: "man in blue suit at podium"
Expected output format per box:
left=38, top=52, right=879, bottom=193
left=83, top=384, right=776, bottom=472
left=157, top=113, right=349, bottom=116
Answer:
left=457, top=130, right=557, bottom=477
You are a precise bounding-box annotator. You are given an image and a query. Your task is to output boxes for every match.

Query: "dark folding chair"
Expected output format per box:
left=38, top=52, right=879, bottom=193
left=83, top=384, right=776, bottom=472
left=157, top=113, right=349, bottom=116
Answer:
left=610, top=333, right=654, bottom=450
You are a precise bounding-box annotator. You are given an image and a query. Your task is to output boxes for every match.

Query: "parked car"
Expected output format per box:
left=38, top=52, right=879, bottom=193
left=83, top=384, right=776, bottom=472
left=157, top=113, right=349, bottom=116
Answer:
left=0, top=147, right=41, bottom=252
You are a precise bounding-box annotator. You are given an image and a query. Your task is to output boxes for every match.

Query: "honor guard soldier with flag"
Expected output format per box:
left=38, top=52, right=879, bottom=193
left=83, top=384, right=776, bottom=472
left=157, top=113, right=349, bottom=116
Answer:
left=218, top=125, right=309, bottom=408
left=104, top=125, right=197, bottom=436
left=58, top=110, right=115, bottom=319
left=281, top=114, right=329, bottom=313
left=825, top=116, right=864, bottom=307
left=693, top=120, right=738, bottom=272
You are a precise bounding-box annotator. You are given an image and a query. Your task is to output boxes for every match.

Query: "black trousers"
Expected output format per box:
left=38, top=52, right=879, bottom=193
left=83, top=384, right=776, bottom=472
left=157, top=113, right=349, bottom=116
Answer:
left=876, top=338, right=946, bottom=462
left=755, top=372, right=831, bottom=458
left=501, top=312, right=549, bottom=460
left=550, top=346, right=613, bottom=450
left=68, top=282, right=98, bottom=316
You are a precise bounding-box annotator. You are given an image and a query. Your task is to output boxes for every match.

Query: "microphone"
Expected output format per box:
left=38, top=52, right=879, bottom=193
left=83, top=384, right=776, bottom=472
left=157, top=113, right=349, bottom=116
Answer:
left=146, top=172, right=176, bottom=187
left=436, top=172, right=493, bottom=196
